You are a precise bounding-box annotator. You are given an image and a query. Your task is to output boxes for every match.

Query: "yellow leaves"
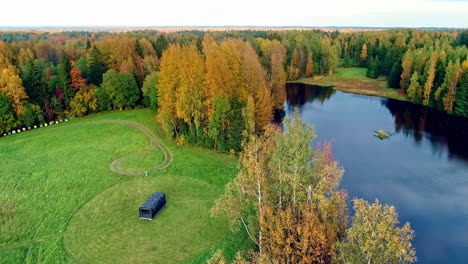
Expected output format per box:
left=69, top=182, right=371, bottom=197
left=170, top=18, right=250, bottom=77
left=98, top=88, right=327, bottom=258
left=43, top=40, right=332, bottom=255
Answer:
left=260, top=203, right=338, bottom=264
left=97, top=37, right=138, bottom=70
left=335, top=199, right=417, bottom=264
left=175, top=45, right=206, bottom=128
left=0, top=66, right=28, bottom=115
left=305, top=53, right=314, bottom=78
left=423, top=55, right=438, bottom=106
left=17, top=48, right=34, bottom=66
left=360, top=43, right=368, bottom=61
left=462, top=59, right=468, bottom=72
left=157, top=44, right=182, bottom=132
left=70, top=86, right=97, bottom=117
left=400, top=51, right=414, bottom=90
left=158, top=37, right=274, bottom=135
left=207, top=250, right=228, bottom=264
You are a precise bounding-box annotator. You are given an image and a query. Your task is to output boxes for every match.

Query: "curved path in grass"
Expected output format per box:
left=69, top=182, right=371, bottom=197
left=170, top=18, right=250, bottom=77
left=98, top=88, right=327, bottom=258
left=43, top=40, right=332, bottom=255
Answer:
left=90, top=120, right=173, bottom=176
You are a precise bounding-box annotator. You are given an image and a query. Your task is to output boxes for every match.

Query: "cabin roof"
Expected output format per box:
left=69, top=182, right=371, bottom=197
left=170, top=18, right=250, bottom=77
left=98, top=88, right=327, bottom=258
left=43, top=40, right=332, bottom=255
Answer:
left=140, top=192, right=166, bottom=209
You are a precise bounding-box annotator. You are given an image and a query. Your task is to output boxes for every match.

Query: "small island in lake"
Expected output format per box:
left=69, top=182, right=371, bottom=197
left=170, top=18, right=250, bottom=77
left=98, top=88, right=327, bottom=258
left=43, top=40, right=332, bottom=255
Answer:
left=373, top=130, right=391, bottom=140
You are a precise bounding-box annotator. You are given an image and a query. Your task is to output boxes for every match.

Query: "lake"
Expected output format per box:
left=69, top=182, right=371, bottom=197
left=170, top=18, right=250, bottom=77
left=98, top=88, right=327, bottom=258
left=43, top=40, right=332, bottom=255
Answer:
left=283, top=82, right=468, bottom=264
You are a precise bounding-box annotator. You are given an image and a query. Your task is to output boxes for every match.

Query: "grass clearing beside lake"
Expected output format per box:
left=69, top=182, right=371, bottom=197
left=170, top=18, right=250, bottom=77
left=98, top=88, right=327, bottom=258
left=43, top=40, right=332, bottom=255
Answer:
left=0, top=109, right=249, bottom=263
left=293, top=67, right=408, bottom=101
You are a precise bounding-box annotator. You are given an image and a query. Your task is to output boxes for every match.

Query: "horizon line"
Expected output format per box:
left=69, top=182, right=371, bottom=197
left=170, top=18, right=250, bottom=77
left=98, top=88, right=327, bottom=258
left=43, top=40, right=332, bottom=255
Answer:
left=0, top=25, right=467, bottom=31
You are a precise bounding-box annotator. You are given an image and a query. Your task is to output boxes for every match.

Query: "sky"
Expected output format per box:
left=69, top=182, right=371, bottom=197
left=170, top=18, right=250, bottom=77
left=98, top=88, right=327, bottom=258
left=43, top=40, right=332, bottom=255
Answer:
left=1, top=0, right=467, bottom=28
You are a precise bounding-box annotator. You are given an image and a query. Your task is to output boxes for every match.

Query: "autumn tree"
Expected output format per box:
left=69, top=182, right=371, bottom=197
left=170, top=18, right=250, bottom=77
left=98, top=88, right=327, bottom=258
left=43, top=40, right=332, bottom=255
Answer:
left=334, top=199, right=416, bottom=264
left=0, top=66, right=29, bottom=115
left=360, top=43, right=368, bottom=63
left=70, top=67, right=87, bottom=91
left=260, top=39, right=287, bottom=109
left=400, top=51, right=414, bottom=90
left=270, top=47, right=287, bottom=109
left=423, top=54, right=438, bottom=106
left=157, top=44, right=182, bottom=134
left=241, top=42, right=273, bottom=131
left=175, top=45, right=207, bottom=136
left=213, top=110, right=348, bottom=262
left=17, top=48, right=34, bottom=67
left=204, top=39, right=243, bottom=116
left=442, top=60, right=462, bottom=112
left=69, top=85, right=98, bottom=117
left=305, top=53, right=314, bottom=77
left=407, top=72, right=422, bottom=104
left=288, top=48, right=301, bottom=80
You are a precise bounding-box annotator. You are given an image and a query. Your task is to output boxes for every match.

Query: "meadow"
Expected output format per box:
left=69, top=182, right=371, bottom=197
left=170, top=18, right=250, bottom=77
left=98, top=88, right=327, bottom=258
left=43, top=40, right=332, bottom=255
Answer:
left=0, top=109, right=249, bottom=263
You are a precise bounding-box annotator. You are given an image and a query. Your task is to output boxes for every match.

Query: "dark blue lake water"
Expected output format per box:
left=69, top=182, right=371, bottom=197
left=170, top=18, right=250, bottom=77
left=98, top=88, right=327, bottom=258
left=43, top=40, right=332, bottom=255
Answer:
left=284, top=83, right=468, bottom=264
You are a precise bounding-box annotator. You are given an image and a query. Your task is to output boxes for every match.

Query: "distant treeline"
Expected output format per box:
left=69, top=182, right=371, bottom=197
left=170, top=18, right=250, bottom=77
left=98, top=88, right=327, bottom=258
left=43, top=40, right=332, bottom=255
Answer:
left=0, top=29, right=467, bottom=151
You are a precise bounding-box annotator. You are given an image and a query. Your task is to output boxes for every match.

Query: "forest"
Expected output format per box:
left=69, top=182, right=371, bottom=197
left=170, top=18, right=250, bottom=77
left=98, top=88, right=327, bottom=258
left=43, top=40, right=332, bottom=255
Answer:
left=2, top=28, right=467, bottom=263
left=1, top=29, right=467, bottom=153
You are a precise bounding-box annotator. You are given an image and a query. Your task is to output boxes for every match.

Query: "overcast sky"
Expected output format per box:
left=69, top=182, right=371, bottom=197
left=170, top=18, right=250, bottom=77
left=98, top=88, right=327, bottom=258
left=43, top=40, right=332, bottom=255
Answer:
left=1, top=0, right=467, bottom=28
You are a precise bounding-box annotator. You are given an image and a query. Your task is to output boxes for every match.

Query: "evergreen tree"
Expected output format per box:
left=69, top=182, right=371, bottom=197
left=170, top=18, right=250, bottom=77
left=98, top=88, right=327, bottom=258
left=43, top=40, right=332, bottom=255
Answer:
left=454, top=71, right=468, bottom=117
left=388, top=62, right=402, bottom=88
left=57, top=53, right=73, bottom=106
left=87, top=46, right=107, bottom=85
left=154, top=35, right=168, bottom=58
left=21, top=60, right=46, bottom=106
left=0, top=93, right=16, bottom=134
left=367, top=56, right=378, bottom=79
left=135, top=39, right=143, bottom=57
left=225, top=97, right=246, bottom=153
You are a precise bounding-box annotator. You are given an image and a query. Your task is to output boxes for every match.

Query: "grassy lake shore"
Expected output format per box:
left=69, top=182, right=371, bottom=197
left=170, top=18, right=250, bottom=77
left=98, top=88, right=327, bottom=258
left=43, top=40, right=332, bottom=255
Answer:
left=290, top=67, right=408, bottom=102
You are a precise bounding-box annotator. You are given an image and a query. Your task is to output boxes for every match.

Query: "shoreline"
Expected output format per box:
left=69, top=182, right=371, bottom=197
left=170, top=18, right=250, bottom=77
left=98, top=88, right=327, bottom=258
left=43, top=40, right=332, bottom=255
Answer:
left=289, top=78, right=408, bottom=102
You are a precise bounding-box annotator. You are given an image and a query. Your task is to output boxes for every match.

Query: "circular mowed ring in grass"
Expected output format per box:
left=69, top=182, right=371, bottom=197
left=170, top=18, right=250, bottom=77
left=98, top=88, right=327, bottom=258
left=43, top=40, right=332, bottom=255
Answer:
left=64, top=176, right=228, bottom=263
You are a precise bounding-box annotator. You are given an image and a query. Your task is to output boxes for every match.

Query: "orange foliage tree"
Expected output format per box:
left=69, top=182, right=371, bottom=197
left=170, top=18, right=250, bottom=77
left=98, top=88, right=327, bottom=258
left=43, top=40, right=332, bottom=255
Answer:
left=70, top=67, right=87, bottom=91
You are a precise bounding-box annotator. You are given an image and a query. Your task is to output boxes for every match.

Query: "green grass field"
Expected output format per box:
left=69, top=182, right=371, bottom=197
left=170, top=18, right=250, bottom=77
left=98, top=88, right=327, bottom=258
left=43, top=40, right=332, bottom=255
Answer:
left=0, top=109, right=250, bottom=263
left=332, top=67, right=367, bottom=79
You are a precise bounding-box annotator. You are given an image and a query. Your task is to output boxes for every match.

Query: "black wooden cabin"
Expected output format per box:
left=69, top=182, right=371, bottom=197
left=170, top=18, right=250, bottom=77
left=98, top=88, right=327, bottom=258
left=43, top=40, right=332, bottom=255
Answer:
left=139, top=192, right=166, bottom=220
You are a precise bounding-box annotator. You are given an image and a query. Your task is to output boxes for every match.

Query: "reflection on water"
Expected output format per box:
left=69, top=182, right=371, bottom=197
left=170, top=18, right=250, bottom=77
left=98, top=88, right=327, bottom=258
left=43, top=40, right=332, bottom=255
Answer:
left=384, top=99, right=468, bottom=162
left=284, top=82, right=468, bottom=264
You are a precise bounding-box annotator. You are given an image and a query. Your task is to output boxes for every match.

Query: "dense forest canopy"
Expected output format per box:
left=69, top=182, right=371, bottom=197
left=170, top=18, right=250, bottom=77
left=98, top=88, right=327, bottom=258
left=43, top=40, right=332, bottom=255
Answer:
left=0, top=29, right=467, bottom=152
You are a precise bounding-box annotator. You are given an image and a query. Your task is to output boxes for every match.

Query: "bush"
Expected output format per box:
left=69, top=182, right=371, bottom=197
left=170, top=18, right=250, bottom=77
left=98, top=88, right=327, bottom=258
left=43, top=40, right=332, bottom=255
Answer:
left=18, top=103, right=44, bottom=127
left=0, top=94, right=16, bottom=134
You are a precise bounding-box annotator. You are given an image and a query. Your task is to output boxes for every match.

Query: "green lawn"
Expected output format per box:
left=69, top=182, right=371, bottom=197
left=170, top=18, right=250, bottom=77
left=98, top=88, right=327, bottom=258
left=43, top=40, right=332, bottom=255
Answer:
left=332, top=67, right=367, bottom=79
left=0, top=109, right=250, bottom=263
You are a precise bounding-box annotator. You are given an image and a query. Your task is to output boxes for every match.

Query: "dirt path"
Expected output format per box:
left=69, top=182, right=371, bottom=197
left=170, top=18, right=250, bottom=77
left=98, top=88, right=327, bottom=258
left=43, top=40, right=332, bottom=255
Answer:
left=89, top=120, right=173, bottom=176
left=0, top=119, right=174, bottom=261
